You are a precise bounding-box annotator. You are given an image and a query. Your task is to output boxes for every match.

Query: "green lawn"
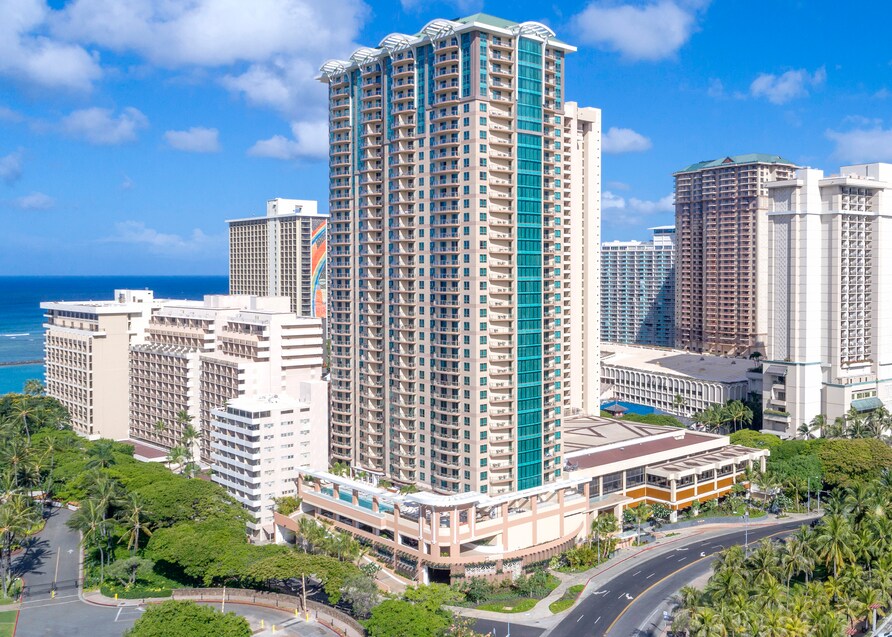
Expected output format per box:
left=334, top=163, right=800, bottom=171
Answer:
left=549, top=585, right=587, bottom=614
left=0, top=610, right=17, bottom=637
left=476, top=598, right=538, bottom=613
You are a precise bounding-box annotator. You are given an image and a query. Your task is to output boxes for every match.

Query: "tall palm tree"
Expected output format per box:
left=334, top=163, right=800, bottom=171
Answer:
left=632, top=503, right=652, bottom=543
left=178, top=413, right=200, bottom=478
left=9, top=397, right=37, bottom=444
left=808, top=414, right=826, bottom=438
left=67, top=499, right=113, bottom=582
left=782, top=535, right=815, bottom=587
left=118, top=493, right=152, bottom=555
left=725, top=400, right=753, bottom=432
left=0, top=495, right=40, bottom=598
left=0, top=437, right=31, bottom=489
left=816, top=514, right=856, bottom=578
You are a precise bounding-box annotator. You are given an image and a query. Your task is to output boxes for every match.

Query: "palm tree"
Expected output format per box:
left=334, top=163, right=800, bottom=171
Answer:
left=0, top=495, right=40, bottom=598
left=166, top=445, right=187, bottom=473
left=118, top=493, right=152, bottom=555
left=22, top=379, right=45, bottom=396
left=178, top=412, right=199, bottom=478
left=631, top=503, right=652, bottom=543
left=807, top=414, right=826, bottom=438
left=67, top=499, right=113, bottom=582
left=724, top=400, right=753, bottom=432
left=85, top=439, right=117, bottom=469
left=9, top=397, right=37, bottom=444
left=816, top=514, right=856, bottom=578
left=0, top=437, right=31, bottom=489
left=591, top=513, right=618, bottom=560
left=782, top=534, right=815, bottom=588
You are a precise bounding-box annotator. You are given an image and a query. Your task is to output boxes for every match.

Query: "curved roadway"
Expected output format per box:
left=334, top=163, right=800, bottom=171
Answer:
left=547, top=519, right=809, bottom=637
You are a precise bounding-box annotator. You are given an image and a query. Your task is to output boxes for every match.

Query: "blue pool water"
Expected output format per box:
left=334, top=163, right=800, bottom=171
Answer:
left=601, top=401, right=660, bottom=416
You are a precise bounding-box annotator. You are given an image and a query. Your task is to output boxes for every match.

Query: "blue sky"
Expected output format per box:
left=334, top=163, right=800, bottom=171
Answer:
left=1, top=0, right=891, bottom=275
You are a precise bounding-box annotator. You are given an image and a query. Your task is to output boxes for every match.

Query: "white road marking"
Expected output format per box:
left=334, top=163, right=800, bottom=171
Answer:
left=632, top=570, right=641, bottom=576
left=594, top=616, right=601, bottom=624
left=625, top=593, right=634, bottom=600
left=21, top=593, right=79, bottom=604
left=646, top=573, right=655, bottom=579
left=17, top=599, right=82, bottom=609
left=678, top=557, right=687, bottom=562
left=577, top=615, right=585, bottom=622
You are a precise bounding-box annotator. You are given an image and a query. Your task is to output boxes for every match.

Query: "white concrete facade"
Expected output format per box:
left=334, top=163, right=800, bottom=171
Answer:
left=211, top=387, right=327, bottom=542
left=764, top=164, right=892, bottom=436
left=600, top=343, right=751, bottom=418
left=565, top=103, right=602, bottom=417
left=41, top=290, right=162, bottom=439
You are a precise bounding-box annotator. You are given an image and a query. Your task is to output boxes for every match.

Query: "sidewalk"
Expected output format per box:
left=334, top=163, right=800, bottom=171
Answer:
left=450, top=511, right=819, bottom=630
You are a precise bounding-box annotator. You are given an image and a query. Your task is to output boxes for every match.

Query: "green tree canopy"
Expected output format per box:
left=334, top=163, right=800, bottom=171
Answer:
left=135, top=477, right=246, bottom=528
left=241, top=551, right=360, bottom=604
left=817, top=439, right=892, bottom=488
left=125, top=600, right=251, bottom=637
left=365, top=599, right=451, bottom=637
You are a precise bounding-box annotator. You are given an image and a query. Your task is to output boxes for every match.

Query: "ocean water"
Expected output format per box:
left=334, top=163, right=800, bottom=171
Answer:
left=0, top=276, right=228, bottom=394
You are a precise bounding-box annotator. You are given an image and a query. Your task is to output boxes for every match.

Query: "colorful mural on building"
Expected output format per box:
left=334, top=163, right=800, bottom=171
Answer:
left=311, top=219, right=327, bottom=319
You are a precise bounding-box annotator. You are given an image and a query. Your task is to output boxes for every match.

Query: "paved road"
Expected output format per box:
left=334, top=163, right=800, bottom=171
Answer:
left=544, top=519, right=809, bottom=637
left=12, top=506, right=335, bottom=637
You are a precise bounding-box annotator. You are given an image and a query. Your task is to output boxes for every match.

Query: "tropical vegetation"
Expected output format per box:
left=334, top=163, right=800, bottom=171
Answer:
left=673, top=474, right=892, bottom=635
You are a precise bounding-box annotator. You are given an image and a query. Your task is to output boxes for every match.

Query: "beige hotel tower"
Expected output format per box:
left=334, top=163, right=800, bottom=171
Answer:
left=319, top=14, right=600, bottom=495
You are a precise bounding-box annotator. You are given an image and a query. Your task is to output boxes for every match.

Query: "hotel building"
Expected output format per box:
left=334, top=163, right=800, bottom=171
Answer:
left=211, top=387, right=328, bottom=541
left=320, top=13, right=601, bottom=495
left=42, top=290, right=162, bottom=439
left=276, top=415, right=766, bottom=583
left=763, top=164, right=892, bottom=437
left=601, top=226, right=675, bottom=347
left=674, top=154, right=797, bottom=356
left=600, top=343, right=753, bottom=419
left=129, top=295, right=327, bottom=463
left=228, top=198, right=328, bottom=319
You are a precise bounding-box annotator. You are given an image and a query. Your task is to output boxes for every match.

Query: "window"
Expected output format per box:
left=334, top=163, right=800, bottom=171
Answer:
left=626, top=467, right=644, bottom=487
left=602, top=471, right=622, bottom=494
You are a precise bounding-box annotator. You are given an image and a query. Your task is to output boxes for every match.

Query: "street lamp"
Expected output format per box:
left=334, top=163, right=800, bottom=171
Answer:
left=743, top=507, right=749, bottom=551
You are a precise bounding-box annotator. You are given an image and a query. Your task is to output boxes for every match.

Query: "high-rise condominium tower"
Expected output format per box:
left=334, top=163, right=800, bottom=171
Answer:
left=601, top=226, right=675, bottom=347
left=228, top=198, right=328, bottom=319
left=763, top=164, right=892, bottom=437
left=674, top=154, right=797, bottom=355
left=320, top=14, right=600, bottom=494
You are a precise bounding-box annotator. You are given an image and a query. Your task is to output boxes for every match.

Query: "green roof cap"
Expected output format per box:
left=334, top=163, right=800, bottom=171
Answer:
left=675, top=153, right=798, bottom=174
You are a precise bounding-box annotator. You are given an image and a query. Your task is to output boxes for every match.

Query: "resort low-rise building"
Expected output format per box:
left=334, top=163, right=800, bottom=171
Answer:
left=600, top=343, right=753, bottom=418
left=275, top=414, right=766, bottom=584
left=42, top=290, right=163, bottom=439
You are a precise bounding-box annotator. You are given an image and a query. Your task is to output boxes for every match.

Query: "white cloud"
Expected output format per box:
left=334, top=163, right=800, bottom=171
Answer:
left=0, top=107, right=25, bottom=123
left=164, top=127, right=220, bottom=153
left=0, top=0, right=101, bottom=92
left=0, top=151, right=24, bottom=185
left=15, top=191, right=55, bottom=210
left=750, top=67, right=826, bottom=105
left=51, top=0, right=366, bottom=122
left=51, top=0, right=366, bottom=68
left=607, top=180, right=631, bottom=191
left=61, top=106, right=148, bottom=145
left=603, top=190, right=627, bottom=209
left=602, top=127, right=652, bottom=154
left=603, top=191, right=674, bottom=225
left=573, top=1, right=706, bottom=61
left=248, top=120, right=328, bottom=160
left=121, top=175, right=134, bottom=190
left=826, top=125, right=892, bottom=163
left=103, top=220, right=224, bottom=257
